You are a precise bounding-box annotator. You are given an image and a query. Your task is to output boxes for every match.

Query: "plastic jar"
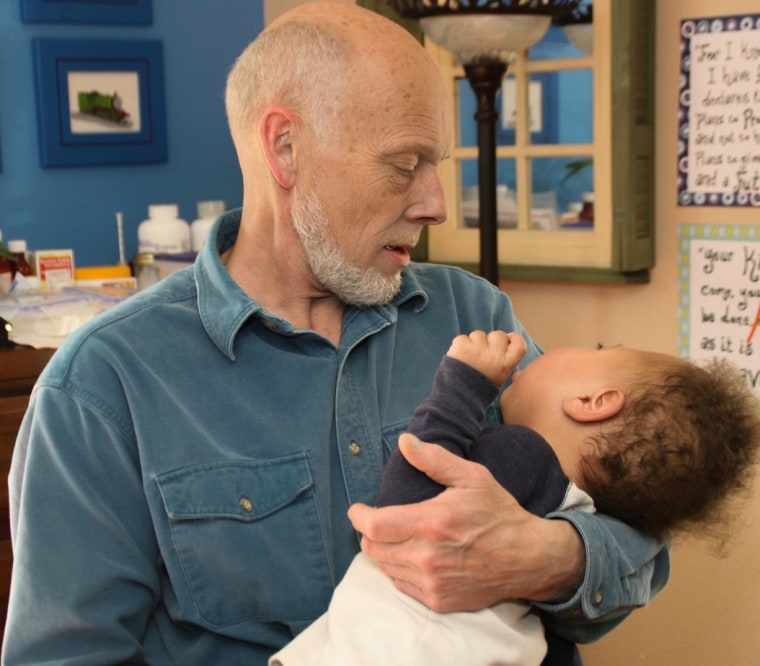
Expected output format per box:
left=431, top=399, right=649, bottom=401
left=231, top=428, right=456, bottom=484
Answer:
left=7, top=240, right=32, bottom=278
left=132, top=253, right=160, bottom=291
left=579, top=192, right=594, bottom=224
left=191, top=200, right=226, bottom=252
left=137, top=204, right=191, bottom=255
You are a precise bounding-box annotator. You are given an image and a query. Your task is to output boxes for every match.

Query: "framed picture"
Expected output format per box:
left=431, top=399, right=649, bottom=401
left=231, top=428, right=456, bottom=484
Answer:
left=32, top=38, right=167, bottom=168
left=498, top=73, right=558, bottom=145
left=20, top=0, right=152, bottom=25
left=677, top=14, right=760, bottom=207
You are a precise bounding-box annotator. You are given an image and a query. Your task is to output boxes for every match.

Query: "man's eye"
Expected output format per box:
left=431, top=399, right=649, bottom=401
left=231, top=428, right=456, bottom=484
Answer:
left=395, top=157, right=419, bottom=173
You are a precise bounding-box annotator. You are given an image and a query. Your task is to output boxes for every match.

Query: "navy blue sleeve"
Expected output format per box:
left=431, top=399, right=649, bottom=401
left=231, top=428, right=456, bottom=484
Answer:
left=376, top=356, right=497, bottom=506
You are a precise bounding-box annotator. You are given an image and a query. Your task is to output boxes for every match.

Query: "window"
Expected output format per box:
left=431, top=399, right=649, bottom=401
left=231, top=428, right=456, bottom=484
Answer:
left=417, top=0, right=656, bottom=283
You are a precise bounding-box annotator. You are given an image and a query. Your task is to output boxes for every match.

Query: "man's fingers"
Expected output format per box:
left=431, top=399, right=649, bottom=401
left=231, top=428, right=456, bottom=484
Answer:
left=396, top=433, right=490, bottom=490
left=348, top=502, right=419, bottom=543
left=348, top=434, right=487, bottom=543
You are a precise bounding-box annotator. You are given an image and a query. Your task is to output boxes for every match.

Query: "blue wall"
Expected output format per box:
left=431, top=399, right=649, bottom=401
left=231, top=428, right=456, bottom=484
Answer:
left=0, top=1, right=264, bottom=266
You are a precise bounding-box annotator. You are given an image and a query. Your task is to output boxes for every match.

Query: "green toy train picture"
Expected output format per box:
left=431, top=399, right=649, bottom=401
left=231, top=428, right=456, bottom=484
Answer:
left=77, top=91, right=130, bottom=124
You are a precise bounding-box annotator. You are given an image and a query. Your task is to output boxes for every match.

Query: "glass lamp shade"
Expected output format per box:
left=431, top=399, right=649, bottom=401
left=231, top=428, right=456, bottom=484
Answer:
left=420, top=14, right=551, bottom=64
left=564, top=23, right=593, bottom=54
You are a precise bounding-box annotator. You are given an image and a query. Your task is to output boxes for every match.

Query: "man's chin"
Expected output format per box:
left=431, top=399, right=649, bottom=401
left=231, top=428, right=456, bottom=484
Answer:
left=332, top=270, right=402, bottom=307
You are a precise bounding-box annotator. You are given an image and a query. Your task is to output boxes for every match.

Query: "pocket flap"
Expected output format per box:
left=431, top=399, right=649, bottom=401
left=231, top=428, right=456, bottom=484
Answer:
left=156, top=453, right=313, bottom=522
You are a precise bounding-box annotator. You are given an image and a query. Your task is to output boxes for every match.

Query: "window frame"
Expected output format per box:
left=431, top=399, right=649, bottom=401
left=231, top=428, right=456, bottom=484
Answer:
left=413, top=0, right=655, bottom=284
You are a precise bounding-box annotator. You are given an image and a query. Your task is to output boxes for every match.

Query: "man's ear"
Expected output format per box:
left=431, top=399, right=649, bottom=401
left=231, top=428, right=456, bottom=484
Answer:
left=260, top=108, right=296, bottom=189
left=562, top=388, right=624, bottom=424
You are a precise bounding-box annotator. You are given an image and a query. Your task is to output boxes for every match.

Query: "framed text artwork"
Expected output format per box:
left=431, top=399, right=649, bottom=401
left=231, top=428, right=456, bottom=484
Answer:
left=679, top=223, right=760, bottom=395
left=32, top=39, right=167, bottom=168
left=20, top=0, right=152, bottom=25
left=677, top=14, right=760, bottom=207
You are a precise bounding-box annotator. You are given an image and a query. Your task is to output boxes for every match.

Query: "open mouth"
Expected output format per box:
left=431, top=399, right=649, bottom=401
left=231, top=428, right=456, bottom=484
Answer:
left=383, top=244, right=412, bottom=267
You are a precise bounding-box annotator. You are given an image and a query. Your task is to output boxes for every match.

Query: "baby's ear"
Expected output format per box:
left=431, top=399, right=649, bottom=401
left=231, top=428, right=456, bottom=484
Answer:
left=562, top=388, right=624, bottom=423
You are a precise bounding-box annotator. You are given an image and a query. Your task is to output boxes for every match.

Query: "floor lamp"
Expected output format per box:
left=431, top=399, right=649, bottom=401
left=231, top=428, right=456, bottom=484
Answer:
left=389, top=1, right=581, bottom=285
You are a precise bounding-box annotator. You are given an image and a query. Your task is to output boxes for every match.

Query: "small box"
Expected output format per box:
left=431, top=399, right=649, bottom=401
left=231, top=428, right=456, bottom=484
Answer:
left=31, top=249, right=75, bottom=291
left=75, top=265, right=137, bottom=291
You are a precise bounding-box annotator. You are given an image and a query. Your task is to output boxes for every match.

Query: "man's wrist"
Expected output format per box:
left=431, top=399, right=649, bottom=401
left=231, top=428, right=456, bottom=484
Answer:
left=528, top=517, right=586, bottom=603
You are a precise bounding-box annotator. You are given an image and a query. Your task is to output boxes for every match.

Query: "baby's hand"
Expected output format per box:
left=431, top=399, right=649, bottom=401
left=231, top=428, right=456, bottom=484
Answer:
left=447, top=331, right=527, bottom=386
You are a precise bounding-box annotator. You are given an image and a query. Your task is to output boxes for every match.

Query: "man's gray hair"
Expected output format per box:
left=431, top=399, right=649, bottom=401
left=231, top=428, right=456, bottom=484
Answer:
left=225, top=21, right=349, bottom=149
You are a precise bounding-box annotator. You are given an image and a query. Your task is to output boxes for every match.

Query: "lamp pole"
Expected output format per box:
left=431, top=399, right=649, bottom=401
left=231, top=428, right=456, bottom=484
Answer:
left=464, top=61, right=507, bottom=286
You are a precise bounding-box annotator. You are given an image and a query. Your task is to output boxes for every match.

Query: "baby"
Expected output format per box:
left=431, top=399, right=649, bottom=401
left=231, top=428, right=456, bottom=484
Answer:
left=271, top=331, right=760, bottom=666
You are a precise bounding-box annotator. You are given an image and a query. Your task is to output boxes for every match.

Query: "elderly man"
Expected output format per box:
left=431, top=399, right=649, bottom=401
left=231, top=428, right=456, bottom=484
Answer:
left=4, top=3, right=667, bottom=664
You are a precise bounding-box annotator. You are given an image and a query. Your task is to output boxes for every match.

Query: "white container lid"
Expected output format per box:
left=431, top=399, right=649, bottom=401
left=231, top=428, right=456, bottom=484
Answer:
left=148, top=204, right=180, bottom=219
left=7, top=240, right=27, bottom=253
left=196, top=200, right=226, bottom=219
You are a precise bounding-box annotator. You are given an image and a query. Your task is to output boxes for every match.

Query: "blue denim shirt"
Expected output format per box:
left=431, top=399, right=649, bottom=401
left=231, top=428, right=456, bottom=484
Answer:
left=5, top=210, right=669, bottom=665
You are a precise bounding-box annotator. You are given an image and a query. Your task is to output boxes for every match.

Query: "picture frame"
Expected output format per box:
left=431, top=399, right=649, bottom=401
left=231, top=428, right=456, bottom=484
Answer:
left=20, top=0, right=152, bottom=26
left=497, top=73, right=558, bottom=145
left=677, top=14, right=760, bottom=207
left=32, top=38, right=167, bottom=168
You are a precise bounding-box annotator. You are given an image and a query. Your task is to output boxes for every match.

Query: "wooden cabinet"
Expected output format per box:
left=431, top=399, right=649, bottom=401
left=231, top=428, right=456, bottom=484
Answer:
left=0, top=346, right=54, bottom=640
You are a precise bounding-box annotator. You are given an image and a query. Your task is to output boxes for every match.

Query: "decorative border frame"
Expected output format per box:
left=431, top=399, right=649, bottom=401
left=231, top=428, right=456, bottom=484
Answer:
left=677, top=14, right=760, bottom=207
left=678, top=223, right=760, bottom=395
left=678, top=223, right=760, bottom=355
left=32, top=38, right=167, bottom=168
left=20, top=0, right=152, bottom=25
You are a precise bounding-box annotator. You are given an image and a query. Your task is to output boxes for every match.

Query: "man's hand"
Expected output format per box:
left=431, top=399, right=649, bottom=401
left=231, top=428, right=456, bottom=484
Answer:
left=348, top=433, right=586, bottom=612
left=447, top=331, right=526, bottom=386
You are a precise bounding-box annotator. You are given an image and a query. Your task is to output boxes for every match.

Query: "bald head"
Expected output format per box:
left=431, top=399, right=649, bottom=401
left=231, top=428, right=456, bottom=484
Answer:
left=225, top=2, right=441, bottom=152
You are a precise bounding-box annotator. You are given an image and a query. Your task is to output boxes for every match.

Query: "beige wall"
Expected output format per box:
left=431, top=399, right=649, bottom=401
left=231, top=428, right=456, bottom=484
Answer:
left=266, top=1, right=760, bottom=663
left=264, top=0, right=354, bottom=24
left=505, top=1, right=760, bottom=664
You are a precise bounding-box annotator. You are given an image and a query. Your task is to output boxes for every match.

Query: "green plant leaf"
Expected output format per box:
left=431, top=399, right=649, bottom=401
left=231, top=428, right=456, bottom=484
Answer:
left=561, top=158, right=593, bottom=185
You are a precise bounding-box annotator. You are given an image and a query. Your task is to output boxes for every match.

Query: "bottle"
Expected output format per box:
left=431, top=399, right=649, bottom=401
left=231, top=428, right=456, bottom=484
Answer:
left=0, top=232, right=12, bottom=294
left=561, top=201, right=583, bottom=226
left=132, top=252, right=160, bottom=291
left=191, top=200, right=226, bottom=252
left=137, top=204, right=191, bottom=255
left=7, top=240, right=32, bottom=279
left=578, top=192, right=594, bottom=226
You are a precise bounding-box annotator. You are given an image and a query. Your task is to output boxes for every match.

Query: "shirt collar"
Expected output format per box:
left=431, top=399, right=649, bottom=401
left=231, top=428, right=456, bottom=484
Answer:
left=194, top=208, right=429, bottom=359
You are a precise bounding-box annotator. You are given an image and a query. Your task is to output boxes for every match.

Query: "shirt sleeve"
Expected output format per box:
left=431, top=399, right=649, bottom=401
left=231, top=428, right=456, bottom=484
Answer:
left=6, top=384, right=159, bottom=664
left=534, top=510, right=671, bottom=643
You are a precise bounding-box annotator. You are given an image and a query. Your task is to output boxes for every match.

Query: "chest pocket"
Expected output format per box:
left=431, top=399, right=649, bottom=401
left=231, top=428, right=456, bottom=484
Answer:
left=380, top=421, right=409, bottom=462
left=156, top=454, right=333, bottom=628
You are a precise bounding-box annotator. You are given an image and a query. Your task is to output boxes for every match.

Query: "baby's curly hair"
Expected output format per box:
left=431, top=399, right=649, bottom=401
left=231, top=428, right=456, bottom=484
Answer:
left=578, top=357, right=760, bottom=544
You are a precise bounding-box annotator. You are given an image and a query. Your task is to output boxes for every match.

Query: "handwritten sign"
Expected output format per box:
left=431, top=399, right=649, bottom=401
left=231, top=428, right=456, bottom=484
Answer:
left=680, top=224, right=760, bottom=393
left=677, top=15, right=760, bottom=207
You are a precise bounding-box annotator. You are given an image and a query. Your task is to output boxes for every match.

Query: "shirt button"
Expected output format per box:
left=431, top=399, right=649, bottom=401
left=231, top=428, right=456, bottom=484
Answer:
left=348, top=440, right=361, bottom=456
left=239, top=497, right=254, bottom=512
left=592, top=590, right=604, bottom=606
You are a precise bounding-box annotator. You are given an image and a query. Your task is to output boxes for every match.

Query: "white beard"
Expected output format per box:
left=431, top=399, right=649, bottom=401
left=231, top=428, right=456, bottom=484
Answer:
left=291, top=189, right=402, bottom=307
